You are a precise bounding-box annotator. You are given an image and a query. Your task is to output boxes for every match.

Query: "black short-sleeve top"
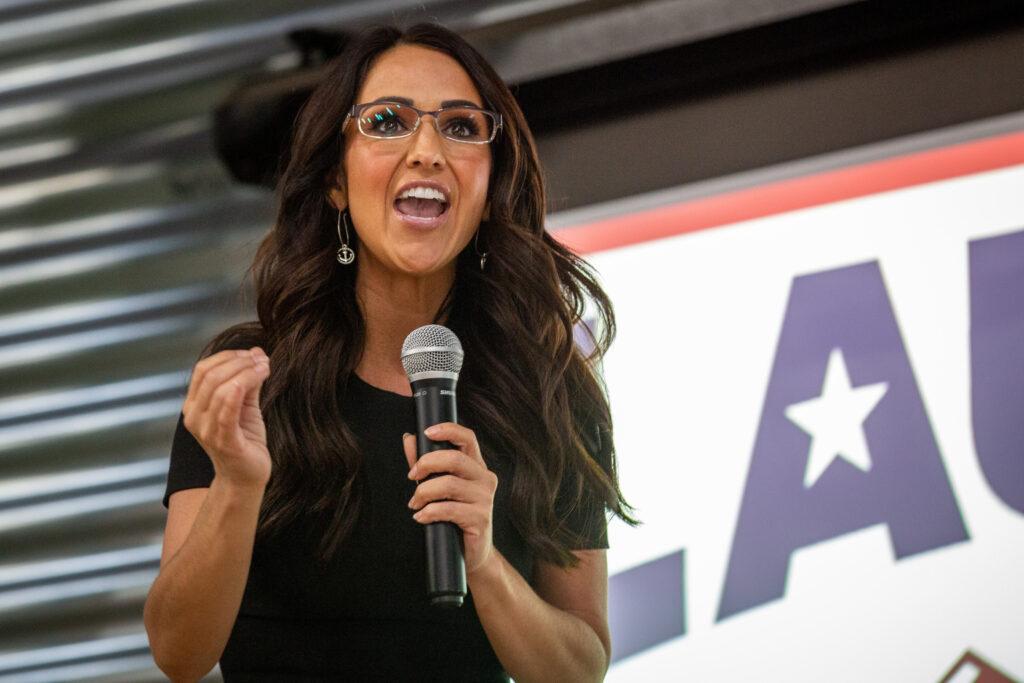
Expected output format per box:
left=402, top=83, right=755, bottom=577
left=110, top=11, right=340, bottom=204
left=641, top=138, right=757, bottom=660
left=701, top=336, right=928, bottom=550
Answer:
left=162, top=370, right=611, bottom=681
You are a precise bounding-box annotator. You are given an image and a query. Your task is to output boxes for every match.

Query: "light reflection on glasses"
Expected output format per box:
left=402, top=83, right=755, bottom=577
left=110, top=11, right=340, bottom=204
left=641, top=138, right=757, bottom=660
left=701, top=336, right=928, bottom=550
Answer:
left=344, top=101, right=502, bottom=144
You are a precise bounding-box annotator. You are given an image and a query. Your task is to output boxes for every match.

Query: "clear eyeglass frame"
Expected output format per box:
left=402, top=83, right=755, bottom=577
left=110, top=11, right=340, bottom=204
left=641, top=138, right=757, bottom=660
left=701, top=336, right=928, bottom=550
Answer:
left=342, top=100, right=503, bottom=145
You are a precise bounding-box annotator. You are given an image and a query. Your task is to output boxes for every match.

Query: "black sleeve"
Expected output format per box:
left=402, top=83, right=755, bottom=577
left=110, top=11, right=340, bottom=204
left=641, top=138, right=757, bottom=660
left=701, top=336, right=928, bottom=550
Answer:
left=555, top=419, right=614, bottom=550
left=162, top=411, right=215, bottom=509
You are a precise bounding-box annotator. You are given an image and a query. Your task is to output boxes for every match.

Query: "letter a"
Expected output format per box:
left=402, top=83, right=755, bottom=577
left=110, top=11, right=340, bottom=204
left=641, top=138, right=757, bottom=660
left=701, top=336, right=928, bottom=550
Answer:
left=717, top=261, right=968, bottom=621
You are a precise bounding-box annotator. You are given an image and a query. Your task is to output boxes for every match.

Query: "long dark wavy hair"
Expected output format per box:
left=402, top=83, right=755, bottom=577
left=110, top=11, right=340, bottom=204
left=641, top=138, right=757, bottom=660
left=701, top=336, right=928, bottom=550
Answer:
left=201, top=22, right=639, bottom=568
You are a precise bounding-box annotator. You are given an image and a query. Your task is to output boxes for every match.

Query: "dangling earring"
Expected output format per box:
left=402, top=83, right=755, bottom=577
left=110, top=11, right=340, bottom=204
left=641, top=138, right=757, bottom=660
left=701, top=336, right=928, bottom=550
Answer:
left=336, top=208, right=355, bottom=265
left=474, top=228, right=488, bottom=271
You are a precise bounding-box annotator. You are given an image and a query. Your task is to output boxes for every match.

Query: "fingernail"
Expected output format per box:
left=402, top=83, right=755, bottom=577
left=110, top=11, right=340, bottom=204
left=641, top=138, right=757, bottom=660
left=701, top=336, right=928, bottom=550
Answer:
left=407, top=498, right=415, bottom=508
left=425, top=425, right=439, bottom=436
left=402, top=432, right=411, bottom=440
left=408, top=466, right=417, bottom=479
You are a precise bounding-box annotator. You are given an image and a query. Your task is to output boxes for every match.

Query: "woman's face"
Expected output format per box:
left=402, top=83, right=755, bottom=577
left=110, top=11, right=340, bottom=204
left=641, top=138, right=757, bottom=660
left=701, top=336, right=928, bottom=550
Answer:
left=330, top=44, right=492, bottom=278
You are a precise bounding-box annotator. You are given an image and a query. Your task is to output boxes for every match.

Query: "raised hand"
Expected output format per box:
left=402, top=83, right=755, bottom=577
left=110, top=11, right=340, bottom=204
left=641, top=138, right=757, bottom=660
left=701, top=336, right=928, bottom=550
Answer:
left=182, top=347, right=272, bottom=491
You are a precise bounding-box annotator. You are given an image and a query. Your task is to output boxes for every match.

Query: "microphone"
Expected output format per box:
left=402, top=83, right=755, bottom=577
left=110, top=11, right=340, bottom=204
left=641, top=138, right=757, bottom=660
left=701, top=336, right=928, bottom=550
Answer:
left=401, top=324, right=467, bottom=608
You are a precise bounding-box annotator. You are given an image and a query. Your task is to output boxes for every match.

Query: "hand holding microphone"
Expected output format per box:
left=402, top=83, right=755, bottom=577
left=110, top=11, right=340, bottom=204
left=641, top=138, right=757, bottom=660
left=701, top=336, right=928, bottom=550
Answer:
left=400, top=325, right=499, bottom=607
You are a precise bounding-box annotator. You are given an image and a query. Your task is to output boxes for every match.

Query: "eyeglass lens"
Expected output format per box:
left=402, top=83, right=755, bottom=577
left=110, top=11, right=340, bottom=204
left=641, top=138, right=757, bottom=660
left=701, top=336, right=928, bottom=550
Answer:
left=357, top=102, right=494, bottom=143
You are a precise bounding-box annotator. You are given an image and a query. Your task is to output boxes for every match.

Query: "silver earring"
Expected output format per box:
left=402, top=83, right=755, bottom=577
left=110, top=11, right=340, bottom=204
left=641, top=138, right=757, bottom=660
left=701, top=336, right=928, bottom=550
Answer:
left=336, top=208, right=355, bottom=265
left=474, top=229, right=488, bottom=271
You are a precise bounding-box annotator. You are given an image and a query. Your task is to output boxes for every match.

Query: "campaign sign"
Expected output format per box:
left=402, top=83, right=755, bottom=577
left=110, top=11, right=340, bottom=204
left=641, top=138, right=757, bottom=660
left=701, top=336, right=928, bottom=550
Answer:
left=555, top=121, right=1024, bottom=682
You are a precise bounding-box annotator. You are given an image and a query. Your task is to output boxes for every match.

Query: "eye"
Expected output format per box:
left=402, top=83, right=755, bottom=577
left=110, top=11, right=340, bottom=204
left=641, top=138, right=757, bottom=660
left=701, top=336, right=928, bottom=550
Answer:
left=438, top=108, right=489, bottom=141
left=446, top=117, right=482, bottom=139
left=372, top=112, right=407, bottom=136
left=444, top=116, right=481, bottom=139
left=359, top=104, right=414, bottom=137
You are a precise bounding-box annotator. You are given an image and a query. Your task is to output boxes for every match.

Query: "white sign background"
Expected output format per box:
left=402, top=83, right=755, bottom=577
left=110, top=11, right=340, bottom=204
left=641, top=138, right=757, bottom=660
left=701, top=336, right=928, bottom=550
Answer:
left=587, top=159, right=1024, bottom=681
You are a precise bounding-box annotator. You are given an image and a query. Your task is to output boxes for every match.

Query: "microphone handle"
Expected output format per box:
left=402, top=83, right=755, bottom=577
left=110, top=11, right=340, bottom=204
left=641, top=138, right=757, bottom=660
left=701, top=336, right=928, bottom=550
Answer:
left=412, top=376, right=467, bottom=608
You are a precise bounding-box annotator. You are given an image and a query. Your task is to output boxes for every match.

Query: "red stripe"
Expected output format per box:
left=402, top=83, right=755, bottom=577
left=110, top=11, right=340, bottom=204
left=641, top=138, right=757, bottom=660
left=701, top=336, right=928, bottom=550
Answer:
left=554, top=129, right=1024, bottom=254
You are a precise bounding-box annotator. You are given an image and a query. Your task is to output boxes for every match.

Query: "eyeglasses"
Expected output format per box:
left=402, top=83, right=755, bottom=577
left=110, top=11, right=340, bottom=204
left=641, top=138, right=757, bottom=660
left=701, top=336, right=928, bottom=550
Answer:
left=344, top=100, right=502, bottom=144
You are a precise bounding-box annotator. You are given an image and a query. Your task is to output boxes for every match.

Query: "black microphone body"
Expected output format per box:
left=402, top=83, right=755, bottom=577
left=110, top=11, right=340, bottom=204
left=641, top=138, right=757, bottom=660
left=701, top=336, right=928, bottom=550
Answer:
left=412, top=376, right=467, bottom=608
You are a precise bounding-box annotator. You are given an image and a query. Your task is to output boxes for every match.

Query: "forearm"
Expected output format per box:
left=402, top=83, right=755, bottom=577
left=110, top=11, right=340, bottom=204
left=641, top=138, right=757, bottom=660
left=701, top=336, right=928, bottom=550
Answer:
left=144, top=478, right=264, bottom=681
left=469, top=550, right=608, bottom=683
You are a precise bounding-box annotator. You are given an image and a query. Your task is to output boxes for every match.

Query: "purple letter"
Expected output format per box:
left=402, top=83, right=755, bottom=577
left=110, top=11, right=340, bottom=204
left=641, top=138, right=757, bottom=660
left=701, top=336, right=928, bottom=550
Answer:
left=970, top=228, right=1024, bottom=514
left=717, top=261, right=968, bottom=621
left=609, top=550, right=686, bottom=662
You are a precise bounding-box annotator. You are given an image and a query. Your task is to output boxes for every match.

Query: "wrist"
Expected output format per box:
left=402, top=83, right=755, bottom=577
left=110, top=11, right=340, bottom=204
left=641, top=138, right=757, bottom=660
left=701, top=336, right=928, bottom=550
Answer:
left=211, top=475, right=268, bottom=504
left=467, top=548, right=504, bottom=588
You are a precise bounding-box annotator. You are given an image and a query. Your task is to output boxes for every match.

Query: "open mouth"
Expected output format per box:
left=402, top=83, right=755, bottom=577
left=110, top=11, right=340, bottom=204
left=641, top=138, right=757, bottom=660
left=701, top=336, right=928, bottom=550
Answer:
left=394, top=197, right=449, bottom=219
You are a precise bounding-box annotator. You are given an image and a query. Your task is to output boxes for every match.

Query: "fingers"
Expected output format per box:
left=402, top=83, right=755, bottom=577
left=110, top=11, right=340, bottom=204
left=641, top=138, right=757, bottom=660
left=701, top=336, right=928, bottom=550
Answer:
left=184, top=348, right=269, bottom=438
left=407, top=474, right=484, bottom=512
left=186, top=349, right=253, bottom=406
left=204, top=362, right=268, bottom=439
left=412, top=500, right=488, bottom=529
left=403, top=425, right=496, bottom=516
left=191, top=351, right=267, bottom=416
left=214, top=374, right=247, bottom=454
left=191, top=356, right=249, bottom=416
left=408, top=448, right=471, bottom=481
left=423, top=423, right=484, bottom=465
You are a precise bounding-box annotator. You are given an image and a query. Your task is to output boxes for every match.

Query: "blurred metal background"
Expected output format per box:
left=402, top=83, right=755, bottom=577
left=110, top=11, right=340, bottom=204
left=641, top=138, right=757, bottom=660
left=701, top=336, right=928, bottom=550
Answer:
left=0, top=0, right=1021, bottom=680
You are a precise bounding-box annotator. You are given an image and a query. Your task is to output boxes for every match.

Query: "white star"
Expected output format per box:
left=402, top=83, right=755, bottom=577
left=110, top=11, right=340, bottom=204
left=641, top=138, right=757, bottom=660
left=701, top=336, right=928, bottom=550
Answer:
left=784, top=348, right=889, bottom=489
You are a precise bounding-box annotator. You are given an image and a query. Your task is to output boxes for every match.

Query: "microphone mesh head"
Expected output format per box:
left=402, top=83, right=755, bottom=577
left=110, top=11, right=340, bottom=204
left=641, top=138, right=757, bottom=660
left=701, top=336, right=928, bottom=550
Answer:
left=401, top=324, right=464, bottom=379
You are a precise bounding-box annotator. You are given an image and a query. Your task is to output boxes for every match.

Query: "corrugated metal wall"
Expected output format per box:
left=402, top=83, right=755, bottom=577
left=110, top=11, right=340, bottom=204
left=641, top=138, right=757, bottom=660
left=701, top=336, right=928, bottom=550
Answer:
left=0, top=0, right=294, bottom=677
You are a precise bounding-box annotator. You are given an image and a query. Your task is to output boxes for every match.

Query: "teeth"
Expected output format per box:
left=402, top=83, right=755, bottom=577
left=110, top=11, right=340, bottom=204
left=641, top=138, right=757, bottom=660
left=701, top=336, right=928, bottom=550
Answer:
left=398, top=186, right=447, bottom=202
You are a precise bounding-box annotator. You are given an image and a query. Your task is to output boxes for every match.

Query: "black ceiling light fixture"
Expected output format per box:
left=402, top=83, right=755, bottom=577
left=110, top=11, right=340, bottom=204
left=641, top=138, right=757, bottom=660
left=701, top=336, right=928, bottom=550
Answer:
left=212, top=27, right=352, bottom=190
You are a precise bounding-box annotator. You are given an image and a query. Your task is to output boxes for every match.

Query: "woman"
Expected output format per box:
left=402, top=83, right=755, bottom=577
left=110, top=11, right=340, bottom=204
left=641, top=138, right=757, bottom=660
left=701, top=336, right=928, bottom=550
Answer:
left=144, top=22, right=638, bottom=682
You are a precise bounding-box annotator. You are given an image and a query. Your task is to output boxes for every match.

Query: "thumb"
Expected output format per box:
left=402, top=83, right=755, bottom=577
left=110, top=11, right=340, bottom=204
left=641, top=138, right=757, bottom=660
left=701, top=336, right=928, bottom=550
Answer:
left=244, top=382, right=259, bottom=409
left=402, top=432, right=417, bottom=472
left=243, top=365, right=268, bottom=409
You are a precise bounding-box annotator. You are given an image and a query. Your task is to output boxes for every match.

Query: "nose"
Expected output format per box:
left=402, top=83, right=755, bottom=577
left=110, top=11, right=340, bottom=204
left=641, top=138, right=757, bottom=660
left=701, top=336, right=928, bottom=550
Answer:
left=405, top=113, right=446, bottom=169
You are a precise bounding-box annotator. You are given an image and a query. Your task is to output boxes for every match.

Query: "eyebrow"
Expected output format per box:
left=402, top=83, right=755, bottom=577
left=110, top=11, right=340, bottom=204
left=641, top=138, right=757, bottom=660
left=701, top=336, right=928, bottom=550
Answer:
left=368, top=95, right=483, bottom=108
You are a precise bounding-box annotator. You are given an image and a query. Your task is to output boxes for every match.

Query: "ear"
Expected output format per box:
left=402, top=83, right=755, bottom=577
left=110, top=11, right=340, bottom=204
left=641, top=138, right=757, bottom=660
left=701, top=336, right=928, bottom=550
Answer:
left=325, top=168, right=347, bottom=211
left=327, top=186, right=347, bottom=212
